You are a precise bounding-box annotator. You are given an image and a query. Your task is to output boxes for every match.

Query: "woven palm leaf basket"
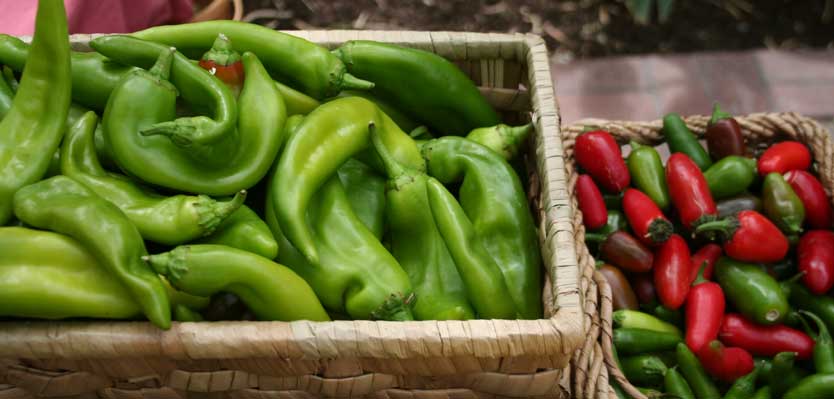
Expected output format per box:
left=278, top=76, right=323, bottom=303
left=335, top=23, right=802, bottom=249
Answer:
left=562, top=112, right=834, bottom=399
left=0, top=31, right=588, bottom=399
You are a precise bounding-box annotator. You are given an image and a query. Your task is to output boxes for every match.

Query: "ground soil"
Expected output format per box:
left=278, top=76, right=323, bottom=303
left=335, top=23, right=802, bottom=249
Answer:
left=243, top=0, right=834, bottom=61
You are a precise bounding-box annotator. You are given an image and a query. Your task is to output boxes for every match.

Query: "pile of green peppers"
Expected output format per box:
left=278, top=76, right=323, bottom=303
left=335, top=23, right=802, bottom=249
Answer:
left=0, top=0, right=543, bottom=329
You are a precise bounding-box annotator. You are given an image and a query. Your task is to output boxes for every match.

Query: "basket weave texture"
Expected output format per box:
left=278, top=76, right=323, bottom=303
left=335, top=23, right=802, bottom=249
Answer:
left=561, top=112, right=834, bottom=399
left=0, top=31, right=584, bottom=398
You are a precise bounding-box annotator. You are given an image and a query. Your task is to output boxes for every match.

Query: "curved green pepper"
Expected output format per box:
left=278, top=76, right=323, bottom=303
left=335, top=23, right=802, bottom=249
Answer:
left=146, top=245, right=330, bottom=321
left=704, top=156, right=758, bottom=200
left=763, top=172, right=805, bottom=235
left=0, top=227, right=140, bottom=319
left=627, top=141, right=670, bottom=210
left=101, top=47, right=286, bottom=196
left=334, top=90, right=422, bottom=132
left=716, top=257, right=789, bottom=325
left=195, top=205, right=278, bottom=259
left=132, top=20, right=373, bottom=99
left=61, top=111, right=246, bottom=245
left=465, top=123, right=533, bottom=161
left=0, top=0, right=71, bottom=225
left=662, top=113, right=712, bottom=171
left=13, top=176, right=170, bottom=329
left=334, top=40, right=500, bottom=136
left=421, top=136, right=542, bottom=319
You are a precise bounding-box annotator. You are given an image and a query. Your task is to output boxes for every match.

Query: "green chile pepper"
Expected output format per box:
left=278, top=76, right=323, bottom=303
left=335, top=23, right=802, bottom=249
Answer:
left=0, top=227, right=140, bottom=319
left=613, top=310, right=681, bottom=337
left=173, top=304, right=204, bottom=322
left=465, top=123, right=534, bottom=161
left=799, top=310, right=834, bottom=373
left=676, top=343, right=721, bottom=399
left=334, top=40, right=500, bottom=136
left=614, top=328, right=683, bottom=355
left=586, top=210, right=628, bottom=243
left=704, top=156, right=758, bottom=200
left=101, top=48, right=286, bottom=196
left=274, top=80, right=320, bottom=116
left=620, top=355, right=667, bottom=387
left=13, top=176, right=170, bottom=329
left=61, top=111, right=246, bottom=245
left=334, top=90, right=422, bottom=132
left=783, top=374, right=834, bottom=399
left=195, top=205, right=278, bottom=259
left=751, top=386, right=771, bottom=399
left=723, top=365, right=761, bottom=399
left=664, top=367, right=695, bottom=399
left=769, top=351, right=807, bottom=398
left=785, top=281, right=834, bottom=333
left=717, top=193, right=763, bottom=218
left=370, top=124, right=474, bottom=320
left=337, top=158, right=386, bottom=239
left=653, top=304, right=684, bottom=327
left=146, top=245, right=330, bottom=321
left=0, top=0, right=71, bottom=225
left=627, top=141, right=670, bottom=210
left=716, top=257, right=790, bottom=325
left=662, top=113, right=712, bottom=171
left=763, top=173, right=805, bottom=235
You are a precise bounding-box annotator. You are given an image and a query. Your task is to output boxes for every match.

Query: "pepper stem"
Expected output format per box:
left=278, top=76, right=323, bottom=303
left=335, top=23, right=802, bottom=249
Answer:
left=629, top=140, right=646, bottom=151
left=144, top=246, right=189, bottom=284
left=370, top=293, right=416, bottom=321
left=201, top=33, right=241, bottom=66
left=693, top=217, right=739, bottom=240
left=709, top=102, right=732, bottom=125
left=692, top=260, right=710, bottom=286
left=193, top=190, right=247, bottom=235
left=505, top=123, right=534, bottom=145
left=369, top=122, right=406, bottom=179
left=149, top=47, right=175, bottom=81
left=340, top=73, right=375, bottom=91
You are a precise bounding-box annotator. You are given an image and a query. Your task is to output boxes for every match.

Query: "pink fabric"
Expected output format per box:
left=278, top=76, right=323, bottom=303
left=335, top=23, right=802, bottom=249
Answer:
left=0, top=0, right=193, bottom=36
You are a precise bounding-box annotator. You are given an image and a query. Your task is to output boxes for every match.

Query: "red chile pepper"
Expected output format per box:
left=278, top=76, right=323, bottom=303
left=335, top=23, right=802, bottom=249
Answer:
left=198, top=34, right=245, bottom=96
left=574, top=130, right=630, bottom=193
left=706, top=103, right=746, bottom=161
left=758, top=141, right=811, bottom=176
left=697, top=340, right=755, bottom=383
left=600, top=231, right=654, bottom=273
left=576, top=174, right=608, bottom=230
left=798, top=230, right=834, bottom=295
left=654, top=234, right=692, bottom=310
left=785, top=170, right=832, bottom=229
left=690, top=243, right=722, bottom=282
left=630, top=272, right=657, bottom=305
left=719, top=313, right=814, bottom=360
left=686, top=262, right=726, bottom=353
left=623, top=188, right=673, bottom=245
left=666, top=153, right=717, bottom=230
left=695, top=210, right=789, bottom=263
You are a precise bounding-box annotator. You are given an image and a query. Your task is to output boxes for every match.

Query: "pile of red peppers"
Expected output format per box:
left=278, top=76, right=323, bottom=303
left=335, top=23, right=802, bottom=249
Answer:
left=578, top=104, right=834, bottom=398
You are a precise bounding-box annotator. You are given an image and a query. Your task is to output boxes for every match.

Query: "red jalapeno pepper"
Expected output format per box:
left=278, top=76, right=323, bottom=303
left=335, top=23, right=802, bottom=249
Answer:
left=654, top=234, right=692, bottom=310
left=695, top=210, right=789, bottom=263
left=666, top=153, right=717, bottom=230
left=198, top=34, right=244, bottom=96
left=600, top=231, right=654, bottom=273
left=690, top=243, right=722, bottom=282
left=685, top=262, right=725, bottom=353
left=576, top=174, right=608, bottom=230
left=697, top=340, right=755, bottom=383
left=758, top=141, right=811, bottom=176
left=785, top=170, right=832, bottom=229
left=719, top=313, right=814, bottom=360
left=623, top=188, right=673, bottom=246
left=574, top=130, right=630, bottom=193
left=798, top=230, right=834, bottom=295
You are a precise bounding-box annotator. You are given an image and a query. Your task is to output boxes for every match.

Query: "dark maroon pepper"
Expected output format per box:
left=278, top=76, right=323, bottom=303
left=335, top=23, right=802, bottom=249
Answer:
left=706, top=103, right=746, bottom=161
left=600, top=231, right=654, bottom=273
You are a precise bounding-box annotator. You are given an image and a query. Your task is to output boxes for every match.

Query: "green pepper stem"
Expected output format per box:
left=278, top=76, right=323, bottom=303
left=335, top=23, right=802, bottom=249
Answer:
left=629, top=140, right=646, bottom=151
left=369, top=122, right=406, bottom=178
left=340, top=73, right=375, bottom=91
left=193, top=190, right=247, bottom=234
left=148, top=47, right=175, bottom=81
left=693, top=217, right=738, bottom=240
left=201, top=33, right=241, bottom=66
left=692, top=260, right=710, bottom=286
left=506, top=123, right=533, bottom=144
left=370, top=293, right=415, bottom=321
left=709, top=102, right=732, bottom=125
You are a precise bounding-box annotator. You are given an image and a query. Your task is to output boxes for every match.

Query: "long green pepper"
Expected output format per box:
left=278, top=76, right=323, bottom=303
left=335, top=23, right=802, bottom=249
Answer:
left=664, top=367, right=695, bottom=399
left=627, top=141, right=670, bottom=210
left=676, top=343, right=721, bottom=399
left=0, top=0, right=71, bottom=225
left=662, top=113, right=712, bottom=170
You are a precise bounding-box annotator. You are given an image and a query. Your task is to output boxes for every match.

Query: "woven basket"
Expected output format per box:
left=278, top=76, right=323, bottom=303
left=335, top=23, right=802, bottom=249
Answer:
left=561, top=113, right=834, bottom=399
left=0, top=31, right=584, bottom=398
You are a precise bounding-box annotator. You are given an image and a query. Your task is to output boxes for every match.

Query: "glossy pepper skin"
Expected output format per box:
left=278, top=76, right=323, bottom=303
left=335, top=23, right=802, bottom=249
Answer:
left=599, top=264, right=639, bottom=310
left=91, top=35, right=238, bottom=147
left=600, top=231, right=654, bottom=273
left=13, top=176, right=170, bottom=329
left=370, top=125, right=474, bottom=320
left=696, top=211, right=789, bottom=263
left=676, top=343, right=721, bottom=399
left=762, top=172, right=805, bottom=235
left=465, top=123, right=533, bottom=161
left=654, top=235, right=692, bottom=310
left=785, top=170, right=832, bottom=229
left=706, top=103, right=746, bottom=160
left=337, top=158, right=387, bottom=239
left=0, top=227, right=140, bottom=319
left=0, top=0, right=71, bottom=225
left=690, top=243, right=722, bottom=281
left=61, top=111, right=246, bottom=246
left=666, top=153, right=717, bottom=230
left=627, top=141, right=670, bottom=210
left=613, top=309, right=681, bottom=336
left=758, top=141, right=811, bottom=176
left=272, top=97, right=422, bottom=264
left=614, top=328, right=683, bottom=355
left=717, top=194, right=762, bottom=219
left=662, top=113, right=712, bottom=170
left=697, top=340, right=755, bottom=383
left=133, top=20, right=373, bottom=99
left=195, top=205, right=278, bottom=259
left=574, top=130, right=630, bottom=193
left=623, top=188, right=673, bottom=245
left=102, top=48, right=286, bottom=196
left=703, top=156, right=758, bottom=200
left=576, top=175, right=608, bottom=230
left=719, top=313, right=814, bottom=360
left=715, top=257, right=790, bottom=325
left=797, top=230, right=834, bottom=295
left=685, top=263, right=726, bottom=353
left=333, top=40, right=499, bottom=136
left=664, top=367, right=695, bottom=399
left=198, top=33, right=244, bottom=96
left=146, top=245, right=330, bottom=321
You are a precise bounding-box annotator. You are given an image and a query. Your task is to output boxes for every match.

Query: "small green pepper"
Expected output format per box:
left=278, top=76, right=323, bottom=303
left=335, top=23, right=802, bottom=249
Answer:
left=723, top=365, right=761, bottom=399
left=763, top=172, right=805, bottom=235
left=662, top=113, right=712, bottom=171
left=783, top=374, right=834, bottom=399
left=612, top=310, right=682, bottom=337
left=627, top=141, right=670, bottom=210
left=704, top=156, right=758, bottom=200
left=620, top=355, right=668, bottom=388
left=614, top=328, right=683, bottom=355
left=676, top=343, right=721, bottom=399
left=664, top=366, right=695, bottom=399
left=716, top=257, right=790, bottom=325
